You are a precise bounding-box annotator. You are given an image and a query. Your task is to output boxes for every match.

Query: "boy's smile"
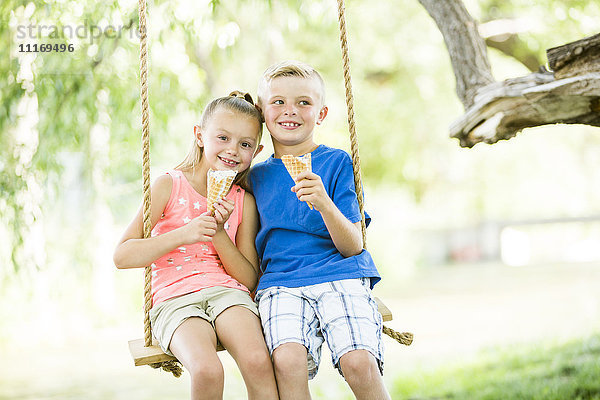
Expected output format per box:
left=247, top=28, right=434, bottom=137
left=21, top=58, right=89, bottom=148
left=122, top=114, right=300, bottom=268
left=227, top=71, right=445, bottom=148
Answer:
left=262, top=76, right=327, bottom=155
left=279, top=121, right=301, bottom=129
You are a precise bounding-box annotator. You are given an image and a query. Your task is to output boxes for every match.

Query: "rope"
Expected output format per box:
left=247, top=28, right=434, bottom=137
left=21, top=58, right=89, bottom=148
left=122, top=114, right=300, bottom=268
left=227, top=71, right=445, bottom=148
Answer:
left=150, top=360, right=184, bottom=378
left=335, top=0, right=413, bottom=345
left=138, top=0, right=182, bottom=377
left=383, top=326, right=414, bottom=346
left=335, top=0, right=367, bottom=247
left=138, top=0, right=152, bottom=350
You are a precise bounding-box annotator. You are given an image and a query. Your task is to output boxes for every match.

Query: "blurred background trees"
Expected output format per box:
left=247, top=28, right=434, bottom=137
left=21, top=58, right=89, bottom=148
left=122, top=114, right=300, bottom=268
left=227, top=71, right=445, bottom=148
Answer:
left=1, top=1, right=600, bottom=397
left=2, top=0, right=600, bottom=296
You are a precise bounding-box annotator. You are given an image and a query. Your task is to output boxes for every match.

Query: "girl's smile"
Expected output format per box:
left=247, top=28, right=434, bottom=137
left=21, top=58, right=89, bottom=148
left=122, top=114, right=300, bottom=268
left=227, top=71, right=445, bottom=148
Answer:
left=195, top=108, right=262, bottom=173
left=218, top=155, right=240, bottom=168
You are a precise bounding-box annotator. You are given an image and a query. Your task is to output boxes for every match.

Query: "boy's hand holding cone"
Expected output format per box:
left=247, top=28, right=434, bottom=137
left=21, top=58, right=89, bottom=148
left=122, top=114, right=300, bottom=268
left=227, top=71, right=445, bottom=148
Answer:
left=282, top=154, right=313, bottom=210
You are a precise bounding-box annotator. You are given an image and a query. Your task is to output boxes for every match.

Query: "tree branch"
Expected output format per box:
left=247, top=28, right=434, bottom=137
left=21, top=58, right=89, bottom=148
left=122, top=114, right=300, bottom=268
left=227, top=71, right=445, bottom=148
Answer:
left=450, top=70, right=600, bottom=147
left=548, top=33, right=600, bottom=78
left=478, top=18, right=542, bottom=72
left=418, top=0, right=600, bottom=147
left=485, top=35, right=541, bottom=72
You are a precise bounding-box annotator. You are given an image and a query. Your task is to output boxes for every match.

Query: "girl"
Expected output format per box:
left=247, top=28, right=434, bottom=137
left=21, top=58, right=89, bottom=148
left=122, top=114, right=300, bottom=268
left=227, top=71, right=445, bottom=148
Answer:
left=114, top=92, right=278, bottom=400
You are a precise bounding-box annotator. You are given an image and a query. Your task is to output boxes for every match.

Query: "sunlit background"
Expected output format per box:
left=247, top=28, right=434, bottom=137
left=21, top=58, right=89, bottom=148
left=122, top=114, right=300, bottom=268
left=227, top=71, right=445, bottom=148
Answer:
left=2, top=0, right=600, bottom=398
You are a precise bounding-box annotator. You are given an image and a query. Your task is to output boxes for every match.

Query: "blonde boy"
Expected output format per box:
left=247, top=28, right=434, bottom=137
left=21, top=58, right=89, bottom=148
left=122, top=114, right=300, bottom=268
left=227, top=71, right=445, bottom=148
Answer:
left=248, top=61, right=389, bottom=400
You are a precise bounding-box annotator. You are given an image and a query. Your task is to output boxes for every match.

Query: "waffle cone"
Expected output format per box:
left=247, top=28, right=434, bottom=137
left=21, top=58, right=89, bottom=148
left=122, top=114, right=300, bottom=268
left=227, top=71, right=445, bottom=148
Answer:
left=207, top=169, right=237, bottom=213
left=281, top=154, right=313, bottom=209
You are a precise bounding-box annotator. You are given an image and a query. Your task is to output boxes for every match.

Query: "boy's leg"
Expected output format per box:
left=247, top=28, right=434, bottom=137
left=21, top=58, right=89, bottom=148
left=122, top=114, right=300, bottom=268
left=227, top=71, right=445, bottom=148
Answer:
left=339, top=349, right=390, bottom=400
left=215, top=305, right=279, bottom=400
left=169, top=317, right=224, bottom=400
left=311, top=278, right=387, bottom=399
left=272, top=342, right=311, bottom=400
left=256, top=287, right=324, bottom=400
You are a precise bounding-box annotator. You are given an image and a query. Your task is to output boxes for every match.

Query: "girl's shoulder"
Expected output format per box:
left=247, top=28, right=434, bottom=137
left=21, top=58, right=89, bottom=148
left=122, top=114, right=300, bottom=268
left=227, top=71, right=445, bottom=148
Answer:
left=153, top=173, right=174, bottom=194
left=146, top=173, right=176, bottom=214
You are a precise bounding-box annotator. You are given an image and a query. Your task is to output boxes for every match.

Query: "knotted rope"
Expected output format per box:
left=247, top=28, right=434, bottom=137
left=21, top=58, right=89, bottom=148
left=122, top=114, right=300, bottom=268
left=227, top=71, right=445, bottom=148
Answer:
left=138, top=0, right=183, bottom=376
left=336, top=0, right=413, bottom=346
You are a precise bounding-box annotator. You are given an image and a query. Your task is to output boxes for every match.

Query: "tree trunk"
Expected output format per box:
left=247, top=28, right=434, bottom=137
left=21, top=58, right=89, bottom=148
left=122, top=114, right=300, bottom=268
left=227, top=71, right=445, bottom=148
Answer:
left=417, top=0, right=494, bottom=109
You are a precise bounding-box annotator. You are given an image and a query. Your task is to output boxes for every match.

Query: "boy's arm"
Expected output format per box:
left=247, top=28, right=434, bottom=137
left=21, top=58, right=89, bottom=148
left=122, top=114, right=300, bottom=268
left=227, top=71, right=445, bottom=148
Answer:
left=211, top=192, right=260, bottom=291
left=113, top=174, right=217, bottom=269
left=292, top=171, right=363, bottom=257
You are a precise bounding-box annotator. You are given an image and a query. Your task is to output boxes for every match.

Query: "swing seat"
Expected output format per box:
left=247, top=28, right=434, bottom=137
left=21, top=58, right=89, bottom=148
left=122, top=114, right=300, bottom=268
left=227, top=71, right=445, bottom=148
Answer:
left=128, top=296, right=393, bottom=366
left=128, top=336, right=227, bottom=366
left=375, top=296, right=393, bottom=322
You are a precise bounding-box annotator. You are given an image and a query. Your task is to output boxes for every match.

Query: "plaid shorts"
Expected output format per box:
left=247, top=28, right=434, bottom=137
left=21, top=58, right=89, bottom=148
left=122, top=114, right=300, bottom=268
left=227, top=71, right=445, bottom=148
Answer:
left=255, top=278, right=384, bottom=379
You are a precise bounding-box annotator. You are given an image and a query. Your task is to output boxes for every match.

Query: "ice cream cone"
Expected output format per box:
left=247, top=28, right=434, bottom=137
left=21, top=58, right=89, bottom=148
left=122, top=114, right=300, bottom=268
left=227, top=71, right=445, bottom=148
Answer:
left=207, top=169, right=237, bottom=213
left=281, top=153, right=313, bottom=209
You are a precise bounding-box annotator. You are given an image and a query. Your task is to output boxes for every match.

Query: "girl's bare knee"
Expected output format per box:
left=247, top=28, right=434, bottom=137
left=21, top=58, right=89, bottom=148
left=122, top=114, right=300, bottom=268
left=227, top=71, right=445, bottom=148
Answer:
left=188, top=358, right=224, bottom=387
left=239, top=349, right=274, bottom=377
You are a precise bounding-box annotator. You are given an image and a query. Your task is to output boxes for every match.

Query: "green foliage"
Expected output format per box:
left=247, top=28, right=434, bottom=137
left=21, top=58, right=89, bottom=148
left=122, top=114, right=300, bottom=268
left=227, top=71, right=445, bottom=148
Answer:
left=477, top=0, right=600, bottom=70
left=2, top=0, right=600, bottom=275
left=393, top=334, right=600, bottom=400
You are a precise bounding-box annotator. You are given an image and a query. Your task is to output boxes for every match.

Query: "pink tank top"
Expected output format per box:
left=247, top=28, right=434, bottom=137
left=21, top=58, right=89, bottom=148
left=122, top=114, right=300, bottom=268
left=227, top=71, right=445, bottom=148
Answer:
left=150, top=170, right=248, bottom=306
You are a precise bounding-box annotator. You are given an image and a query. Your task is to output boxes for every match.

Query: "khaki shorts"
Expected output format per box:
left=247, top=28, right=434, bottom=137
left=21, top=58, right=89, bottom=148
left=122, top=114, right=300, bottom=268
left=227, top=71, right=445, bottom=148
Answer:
left=150, top=287, right=259, bottom=356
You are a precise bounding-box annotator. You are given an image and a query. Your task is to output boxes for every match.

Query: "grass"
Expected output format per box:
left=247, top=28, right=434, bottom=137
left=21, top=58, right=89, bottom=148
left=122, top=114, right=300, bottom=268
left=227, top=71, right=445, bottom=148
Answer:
left=393, top=334, right=600, bottom=400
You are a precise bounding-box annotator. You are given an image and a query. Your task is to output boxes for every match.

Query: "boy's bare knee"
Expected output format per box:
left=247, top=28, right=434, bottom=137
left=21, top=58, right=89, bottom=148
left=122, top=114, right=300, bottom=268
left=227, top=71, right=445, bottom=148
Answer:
left=272, top=343, right=308, bottom=376
left=340, top=350, right=379, bottom=381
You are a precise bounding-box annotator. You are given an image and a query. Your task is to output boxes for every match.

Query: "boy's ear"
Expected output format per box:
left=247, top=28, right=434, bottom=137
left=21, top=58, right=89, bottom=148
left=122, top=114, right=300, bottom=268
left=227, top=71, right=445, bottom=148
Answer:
left=316, top=106, right=328, bottom=125
left=253, top=144, right=264, bottom=158
left=255, top=104, right=265, bottom=124
left=194, top=125, right=203, bottom=146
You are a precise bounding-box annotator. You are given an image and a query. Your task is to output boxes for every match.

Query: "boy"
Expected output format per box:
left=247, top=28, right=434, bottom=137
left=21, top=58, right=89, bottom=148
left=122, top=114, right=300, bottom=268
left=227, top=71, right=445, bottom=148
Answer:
left=249, top=61, right=389, bottom=400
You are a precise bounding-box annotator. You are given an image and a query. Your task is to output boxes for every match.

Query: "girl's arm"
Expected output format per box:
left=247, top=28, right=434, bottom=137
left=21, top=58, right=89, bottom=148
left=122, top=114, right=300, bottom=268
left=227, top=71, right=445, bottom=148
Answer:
left=113, top=174, right=217, bottom=269
left=211, top=192, right=260, bottom=291
left=292, top=171, right=363, bottom=257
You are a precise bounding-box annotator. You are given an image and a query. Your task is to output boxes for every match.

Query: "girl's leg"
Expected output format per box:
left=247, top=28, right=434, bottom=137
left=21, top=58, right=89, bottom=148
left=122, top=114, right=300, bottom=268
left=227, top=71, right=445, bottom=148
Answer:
left=169, top=317, right=224, bottom=400
left=214, top=306, right=279, bottom=400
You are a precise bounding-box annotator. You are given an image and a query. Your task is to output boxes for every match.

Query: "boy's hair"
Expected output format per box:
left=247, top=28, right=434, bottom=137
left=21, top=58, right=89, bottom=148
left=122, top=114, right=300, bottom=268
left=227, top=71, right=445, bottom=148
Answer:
left=257, top=60, right=326, bottom=107
left=176, top=91, right=263, bottom=191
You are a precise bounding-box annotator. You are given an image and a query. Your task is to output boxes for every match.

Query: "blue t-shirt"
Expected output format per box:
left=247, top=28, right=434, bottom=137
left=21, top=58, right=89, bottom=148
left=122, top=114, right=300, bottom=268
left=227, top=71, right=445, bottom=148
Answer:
left=248, top=144, right=381, bottom=291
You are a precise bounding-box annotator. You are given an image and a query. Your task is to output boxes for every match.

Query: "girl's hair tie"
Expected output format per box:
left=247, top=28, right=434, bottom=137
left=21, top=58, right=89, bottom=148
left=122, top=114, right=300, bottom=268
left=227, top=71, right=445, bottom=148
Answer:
left=229, top=90, right=264, bottom=123
left=229, top=90, right=255, bottom=105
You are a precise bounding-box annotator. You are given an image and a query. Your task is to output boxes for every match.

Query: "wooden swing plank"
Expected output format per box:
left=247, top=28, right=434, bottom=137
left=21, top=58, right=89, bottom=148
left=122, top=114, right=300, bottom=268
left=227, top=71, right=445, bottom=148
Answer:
left=129, top=338, right=226, bottom=366
left=375, top=296, right=393, bottom=322
left=129, top=338, right=177, bottom=366
left=129, top=297, right=393, bottom=366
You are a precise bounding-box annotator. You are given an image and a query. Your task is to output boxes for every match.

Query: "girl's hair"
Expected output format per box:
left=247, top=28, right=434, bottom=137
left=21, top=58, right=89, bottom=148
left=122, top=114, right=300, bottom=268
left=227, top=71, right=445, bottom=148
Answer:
left=175, top=91, right=264, bottom=191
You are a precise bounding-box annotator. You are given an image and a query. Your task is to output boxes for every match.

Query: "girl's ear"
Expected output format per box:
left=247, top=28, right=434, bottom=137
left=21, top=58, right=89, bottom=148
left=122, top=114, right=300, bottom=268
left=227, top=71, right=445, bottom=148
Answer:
left=316, top=106, right=328, bottom=125
left=194, top=125, right=203, bottom=146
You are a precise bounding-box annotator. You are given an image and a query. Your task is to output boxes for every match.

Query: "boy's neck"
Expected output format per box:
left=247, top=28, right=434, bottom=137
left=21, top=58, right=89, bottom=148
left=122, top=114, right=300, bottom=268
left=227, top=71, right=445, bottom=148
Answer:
left=273, top=141, right=319, bottom=158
